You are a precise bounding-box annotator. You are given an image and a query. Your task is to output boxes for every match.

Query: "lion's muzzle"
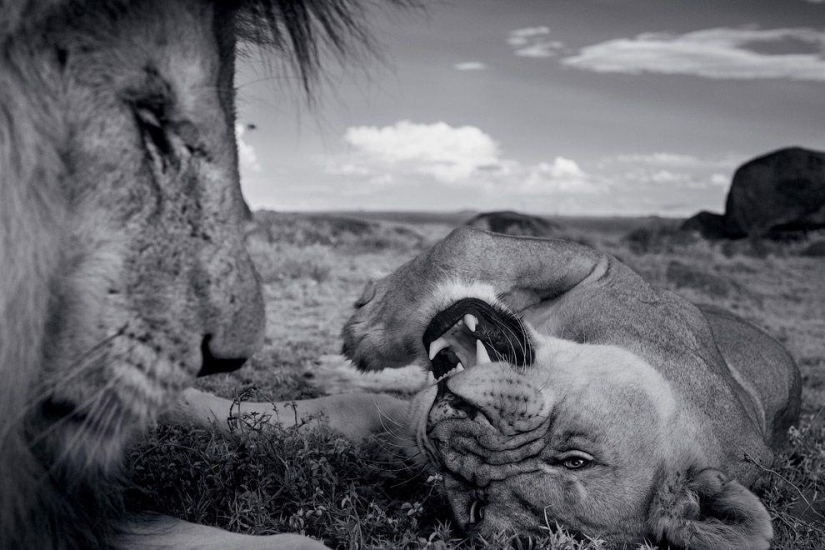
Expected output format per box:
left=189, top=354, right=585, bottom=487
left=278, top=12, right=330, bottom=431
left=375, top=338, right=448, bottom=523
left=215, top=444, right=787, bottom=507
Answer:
left=197, top=334, right=249, bottom=376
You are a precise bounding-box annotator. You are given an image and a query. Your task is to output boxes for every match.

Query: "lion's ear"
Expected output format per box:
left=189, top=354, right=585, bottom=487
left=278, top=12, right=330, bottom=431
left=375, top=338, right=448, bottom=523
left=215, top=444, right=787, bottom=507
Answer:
left=647, top=467, right=773, bottom=550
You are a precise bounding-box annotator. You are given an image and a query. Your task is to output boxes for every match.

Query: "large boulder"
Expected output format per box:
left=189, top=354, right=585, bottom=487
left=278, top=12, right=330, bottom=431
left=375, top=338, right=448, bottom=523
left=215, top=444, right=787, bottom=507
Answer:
left=465, top=210, right=560, bottom=238
left=723, top=147, right=825, bottom=238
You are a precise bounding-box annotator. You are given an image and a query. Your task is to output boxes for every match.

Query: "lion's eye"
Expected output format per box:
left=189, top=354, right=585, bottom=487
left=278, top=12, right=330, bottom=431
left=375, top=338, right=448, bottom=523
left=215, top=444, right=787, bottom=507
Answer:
left=134, top=98, right=173, bottom=160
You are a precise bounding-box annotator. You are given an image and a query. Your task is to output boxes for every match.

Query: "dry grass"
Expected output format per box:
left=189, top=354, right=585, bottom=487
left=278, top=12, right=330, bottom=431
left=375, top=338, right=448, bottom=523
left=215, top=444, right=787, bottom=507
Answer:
left=130, top=213, right=825, bottom=548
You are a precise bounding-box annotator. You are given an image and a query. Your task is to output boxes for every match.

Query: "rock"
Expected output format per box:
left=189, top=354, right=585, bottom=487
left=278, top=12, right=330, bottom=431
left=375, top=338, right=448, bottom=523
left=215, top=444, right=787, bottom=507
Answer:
left=724, top=147, right=825, bottom=238
left=465, top=210, right=560, bottom=238
left=681, top=211, right=726, bottom=239
left=800, top=239, right=825, bottom=257
left=240, top=195, right=253, bottom=221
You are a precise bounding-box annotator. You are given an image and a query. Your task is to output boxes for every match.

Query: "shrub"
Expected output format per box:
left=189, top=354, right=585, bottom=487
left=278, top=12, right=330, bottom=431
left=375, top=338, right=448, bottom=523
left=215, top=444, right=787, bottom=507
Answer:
left=622, top=220, right=697, bottom=254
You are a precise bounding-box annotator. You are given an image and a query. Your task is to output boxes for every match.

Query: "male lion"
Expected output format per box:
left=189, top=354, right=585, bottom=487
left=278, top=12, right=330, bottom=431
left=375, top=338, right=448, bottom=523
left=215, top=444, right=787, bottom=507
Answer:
left=182, top=227, right=801, bottom=549
left=0, top=1, right=403, bottom=549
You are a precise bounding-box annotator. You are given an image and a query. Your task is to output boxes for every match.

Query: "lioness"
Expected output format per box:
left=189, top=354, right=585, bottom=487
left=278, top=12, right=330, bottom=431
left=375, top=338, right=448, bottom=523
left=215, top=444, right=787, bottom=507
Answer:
left=182, top=227, right=801, bottom=549
left=0, top=1, right=402, bottom=549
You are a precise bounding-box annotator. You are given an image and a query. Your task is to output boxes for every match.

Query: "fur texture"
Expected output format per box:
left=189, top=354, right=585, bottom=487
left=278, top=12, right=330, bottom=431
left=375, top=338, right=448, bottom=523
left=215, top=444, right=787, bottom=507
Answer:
left=0, top=1, right=409, bottom=548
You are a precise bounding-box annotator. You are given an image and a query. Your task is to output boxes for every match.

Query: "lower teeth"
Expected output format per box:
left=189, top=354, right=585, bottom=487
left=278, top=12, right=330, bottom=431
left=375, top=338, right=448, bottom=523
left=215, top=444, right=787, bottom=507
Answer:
left=430, top=362, right=465, bottom=384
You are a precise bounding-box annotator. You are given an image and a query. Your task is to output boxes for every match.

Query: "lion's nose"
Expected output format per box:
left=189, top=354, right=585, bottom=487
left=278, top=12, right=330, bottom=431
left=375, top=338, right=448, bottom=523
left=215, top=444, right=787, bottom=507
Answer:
left=197, top=334, right=249, bottom=377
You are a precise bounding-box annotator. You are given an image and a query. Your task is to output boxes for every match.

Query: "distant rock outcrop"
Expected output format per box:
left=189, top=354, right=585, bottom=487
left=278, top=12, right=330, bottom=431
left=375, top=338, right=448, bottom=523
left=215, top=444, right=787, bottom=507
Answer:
left=681, top=211, right=726, bottom=240
left=465, top=210, right=560, bottom=238
left=800, top=240, right=825, bottom=257
left=723, top=147, right=825, bottom=238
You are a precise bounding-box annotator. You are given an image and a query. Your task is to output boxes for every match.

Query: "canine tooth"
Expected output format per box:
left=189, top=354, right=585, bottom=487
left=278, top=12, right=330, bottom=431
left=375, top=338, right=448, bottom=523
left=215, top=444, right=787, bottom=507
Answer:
left=428, top=372, right=436, bottom=385
left=464, top=314, right=478, bottom=332
left=455, top=362, right=465, bottom=373
left=429, top=337, right=450, bottom=360
left=476, top=340, right=492, bottom=364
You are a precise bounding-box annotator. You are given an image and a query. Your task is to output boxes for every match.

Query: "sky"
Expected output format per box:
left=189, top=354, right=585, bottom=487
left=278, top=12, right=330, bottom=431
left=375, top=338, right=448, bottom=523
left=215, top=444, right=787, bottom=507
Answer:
left=235, top=0, right=825, bottom=217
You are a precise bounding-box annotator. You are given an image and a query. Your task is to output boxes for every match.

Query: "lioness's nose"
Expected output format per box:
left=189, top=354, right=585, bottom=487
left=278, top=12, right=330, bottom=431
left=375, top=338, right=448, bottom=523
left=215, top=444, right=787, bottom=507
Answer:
left=197, top=335, right=249, bottom=376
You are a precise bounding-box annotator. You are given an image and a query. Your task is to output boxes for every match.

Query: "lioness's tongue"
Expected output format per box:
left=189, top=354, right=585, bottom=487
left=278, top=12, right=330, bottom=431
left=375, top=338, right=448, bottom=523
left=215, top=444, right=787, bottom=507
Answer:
left=422, top=298, right=534, bottom=380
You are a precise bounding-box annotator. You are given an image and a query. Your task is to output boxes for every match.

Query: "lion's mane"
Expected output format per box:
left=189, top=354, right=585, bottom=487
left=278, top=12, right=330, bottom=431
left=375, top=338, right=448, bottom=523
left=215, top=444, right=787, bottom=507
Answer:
left=0, top=1, right=410, bottom=547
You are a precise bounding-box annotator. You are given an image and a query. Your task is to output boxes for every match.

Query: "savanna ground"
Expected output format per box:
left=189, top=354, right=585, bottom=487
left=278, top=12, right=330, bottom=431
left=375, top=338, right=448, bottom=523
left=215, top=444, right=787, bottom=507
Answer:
left=130, top=211, right=825, bottom=549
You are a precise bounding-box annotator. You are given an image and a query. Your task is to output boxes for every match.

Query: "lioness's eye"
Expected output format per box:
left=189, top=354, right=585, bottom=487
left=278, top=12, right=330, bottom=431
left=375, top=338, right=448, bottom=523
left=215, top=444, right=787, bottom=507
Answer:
left=563, top=457, right=588, bottom=469
left=557, top=451, right=594, bottom=470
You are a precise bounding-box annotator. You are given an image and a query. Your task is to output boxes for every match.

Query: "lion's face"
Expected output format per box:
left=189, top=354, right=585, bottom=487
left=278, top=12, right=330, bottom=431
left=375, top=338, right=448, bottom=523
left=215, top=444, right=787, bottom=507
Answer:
left=405, top=295, right=679, bottom=541
left=34, top=0, right=263, bottom=466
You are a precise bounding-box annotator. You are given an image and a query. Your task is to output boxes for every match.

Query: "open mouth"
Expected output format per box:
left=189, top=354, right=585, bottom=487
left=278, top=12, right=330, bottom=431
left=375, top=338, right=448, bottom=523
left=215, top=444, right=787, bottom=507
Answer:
left=422, top=297, right=534, bottom=384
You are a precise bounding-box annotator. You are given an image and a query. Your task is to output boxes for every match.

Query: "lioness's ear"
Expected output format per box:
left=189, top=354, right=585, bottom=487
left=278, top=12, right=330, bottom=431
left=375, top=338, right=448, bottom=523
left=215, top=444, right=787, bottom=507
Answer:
left=648, top=467, right=773, bottom=550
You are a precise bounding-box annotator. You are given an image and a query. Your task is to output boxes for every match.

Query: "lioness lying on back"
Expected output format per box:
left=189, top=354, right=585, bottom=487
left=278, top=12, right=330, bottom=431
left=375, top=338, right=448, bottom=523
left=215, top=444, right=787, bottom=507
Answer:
left=183, top=227, right=801, bottom=549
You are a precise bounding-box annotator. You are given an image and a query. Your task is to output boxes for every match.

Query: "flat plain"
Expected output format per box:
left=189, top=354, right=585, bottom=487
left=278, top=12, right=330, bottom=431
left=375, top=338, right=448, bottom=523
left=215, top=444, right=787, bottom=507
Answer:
left=131, top=211, right=825, bottom=549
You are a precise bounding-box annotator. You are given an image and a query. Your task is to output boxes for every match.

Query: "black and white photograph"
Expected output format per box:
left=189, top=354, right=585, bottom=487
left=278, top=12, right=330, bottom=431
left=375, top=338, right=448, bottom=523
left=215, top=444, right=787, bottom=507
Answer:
left=1, top=0, right=823, bottom=548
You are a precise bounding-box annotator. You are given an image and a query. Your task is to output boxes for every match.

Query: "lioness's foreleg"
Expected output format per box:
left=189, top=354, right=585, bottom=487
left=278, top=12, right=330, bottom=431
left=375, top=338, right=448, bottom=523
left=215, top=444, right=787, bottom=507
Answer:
left=117, top=516, right=329, bottom=550
left=169, top=388, right=410, bottom=445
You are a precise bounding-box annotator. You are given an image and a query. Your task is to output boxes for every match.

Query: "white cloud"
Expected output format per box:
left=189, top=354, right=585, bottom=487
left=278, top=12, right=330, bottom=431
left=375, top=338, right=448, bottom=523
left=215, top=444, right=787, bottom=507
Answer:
left=607, top=152, right=707, bottom=167
left=710, top=173, right=729, bottom=186
left=339, top=120, right=501, bottom=184
left=235, top=123, right=261, bottom=173
left=507, top=26, right=565, bottom=58
left=507, top=26, right=551, bottom=46
left=327, top=120, right=605, bottom=200
left=454, top=61, right=487, bottom=71
left=601, top=152, right=739, bottom=170
left=562, top=27, right=825, bottom=81
left=522, top=158, right=601, bottom=194
left=322, top=123, right=740, bottom=216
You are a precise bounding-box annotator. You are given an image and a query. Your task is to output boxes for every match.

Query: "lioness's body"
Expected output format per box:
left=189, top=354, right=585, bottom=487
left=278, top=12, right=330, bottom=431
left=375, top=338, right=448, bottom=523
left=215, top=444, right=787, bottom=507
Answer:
left=701, top=305, right=801, bottom=452
left=520, top=255, right=799, bottom=484
left=342, top=228, right=800, bottom=547
left=187, top=227, right=801, bottom=549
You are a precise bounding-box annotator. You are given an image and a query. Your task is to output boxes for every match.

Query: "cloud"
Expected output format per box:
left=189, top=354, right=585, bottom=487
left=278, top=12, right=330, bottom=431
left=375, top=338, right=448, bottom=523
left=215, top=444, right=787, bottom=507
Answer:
left=327, top=120, right=605, bottom=200
left=454, top=61, right=487, bottom=70
left=235, top=123, right=261, bottom=173
left=337, top=120, right=501, bottom=184
left=710, top=173, right=729, bottom=186
left=601, top=152, right=739, bottom=170
left=521, top=157, right=600, bottom=194
left=323, top=123, right=739, bottom=216
left=599, top=152, right=740, bottom=195
left=561, top=27, right=825, bottom=81
left=507, top=26, right=565, bottom=58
